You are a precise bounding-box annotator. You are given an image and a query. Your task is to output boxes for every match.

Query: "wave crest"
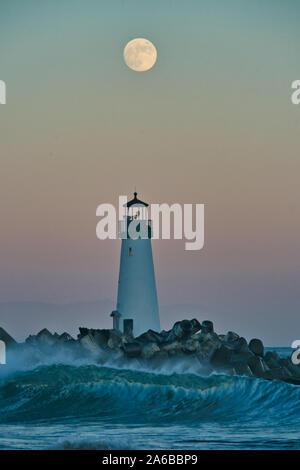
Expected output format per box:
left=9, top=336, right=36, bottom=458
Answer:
left=0, top=364, right=299, bottom=424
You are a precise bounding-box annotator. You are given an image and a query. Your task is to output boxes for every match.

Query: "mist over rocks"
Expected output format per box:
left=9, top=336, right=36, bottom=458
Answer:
left=1, top=320, right=300, bottom=385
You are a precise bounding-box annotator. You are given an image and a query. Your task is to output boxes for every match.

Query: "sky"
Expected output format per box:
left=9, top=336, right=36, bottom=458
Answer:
left=0, top=0, right=299, bottom=345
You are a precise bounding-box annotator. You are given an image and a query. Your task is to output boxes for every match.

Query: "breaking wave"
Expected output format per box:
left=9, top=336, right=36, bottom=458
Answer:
left=0, top=364, right=299, bottom=425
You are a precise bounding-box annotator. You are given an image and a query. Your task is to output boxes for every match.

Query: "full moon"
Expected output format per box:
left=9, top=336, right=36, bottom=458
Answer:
left=123, top=38, right=157, bottom=72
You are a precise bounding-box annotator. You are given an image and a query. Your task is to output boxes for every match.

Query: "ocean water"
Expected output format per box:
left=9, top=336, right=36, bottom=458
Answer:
left=0, top=348, right=299, bottom=450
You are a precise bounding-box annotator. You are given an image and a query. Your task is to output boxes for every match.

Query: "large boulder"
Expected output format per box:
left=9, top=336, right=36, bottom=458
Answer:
left=190, top=318, right=202, bottom=334
left=230, top=350, right=253, bottom=365
left=210, top=344, right=233, bottom=368
left=123, top=342, right=142, bottom=358
left=234, top=337, right=249, bottom=353
left=196, top=332, right=221, bottom=363
left=93, top=330, right=111, bottom=349
left=150, top=350, right=169, bottom=362
left=198, top=330, right=220, bottom=344
left=248, top=356, right=268, bottom=377
left=222, top=334, right=251, bottom=358
left=79, top=334, right=103, bottom=357
left=176, top=318, right=201, bottom=337
left=107, top=330, right=123, bottom=350
left=201, top=320, right=214, bottom=334
left=141, top=342, right=160, bottom=359
left=58, top=332, right=75, bottom=343
left=263, top=367, right=292, bottom=381
left=285, top=377, right=300, bottom=385
left=278, top=357, right=300, bottom=378
left=165, top=319, right=201, bottom=343
left=78, top=328, right=111, bottom=349
left=224, top=331, right=240, bottom=343
left=264, top=351, right=280, bottom=369
left=78, top=327, right=89, bottom=337
left=249, top=339, right=264, bottom=357
left=174, top=320, right=187, bottom=339
left=135, top=329, right=164, bottom=345
left=159, top=330, right=170, bottom=339
left=182, top=337, right=200, bottom=354
left=161, top=341, right=183, bottom=356
left=233, top=362, right=253, bottom=377
left=31, top=328, right=58, bottom=347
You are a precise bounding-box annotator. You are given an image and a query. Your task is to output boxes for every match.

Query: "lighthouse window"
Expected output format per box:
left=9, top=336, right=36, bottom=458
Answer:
left=129, top=247, right=132, bottom=256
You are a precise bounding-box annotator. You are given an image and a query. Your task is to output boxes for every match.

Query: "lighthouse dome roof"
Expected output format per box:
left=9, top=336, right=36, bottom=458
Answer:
left=125, top=192, right=149, bottom=208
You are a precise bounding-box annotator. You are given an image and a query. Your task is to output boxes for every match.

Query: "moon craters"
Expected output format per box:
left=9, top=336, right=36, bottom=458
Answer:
left=123, top=38, right=157, bottom=72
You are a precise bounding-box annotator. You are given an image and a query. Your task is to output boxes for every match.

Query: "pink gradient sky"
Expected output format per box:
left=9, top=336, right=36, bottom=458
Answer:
left=0, top=0, right=299, bottom=345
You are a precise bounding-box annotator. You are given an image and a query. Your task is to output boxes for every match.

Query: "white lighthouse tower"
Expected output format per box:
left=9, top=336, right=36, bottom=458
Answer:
left=111, top=192, right=160, bottom=337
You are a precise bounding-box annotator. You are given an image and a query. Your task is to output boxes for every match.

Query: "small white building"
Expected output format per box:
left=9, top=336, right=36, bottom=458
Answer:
left=112, top=192, right=160, bottom=337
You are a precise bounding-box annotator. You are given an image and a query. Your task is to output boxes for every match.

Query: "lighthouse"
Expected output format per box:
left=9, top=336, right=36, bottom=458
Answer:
left=111, top=192, right=160, bottom=337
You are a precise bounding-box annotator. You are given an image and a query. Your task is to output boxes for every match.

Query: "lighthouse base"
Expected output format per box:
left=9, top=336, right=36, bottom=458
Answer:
left=116, top=238, right=160, bottom=337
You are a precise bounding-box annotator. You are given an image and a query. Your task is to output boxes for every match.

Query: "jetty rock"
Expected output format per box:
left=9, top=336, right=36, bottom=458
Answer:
left=73, top=319, right=300, bottom=385
left=1, top=320, right=300, bottom=385
left=123, top=319, right=300, bottom=384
